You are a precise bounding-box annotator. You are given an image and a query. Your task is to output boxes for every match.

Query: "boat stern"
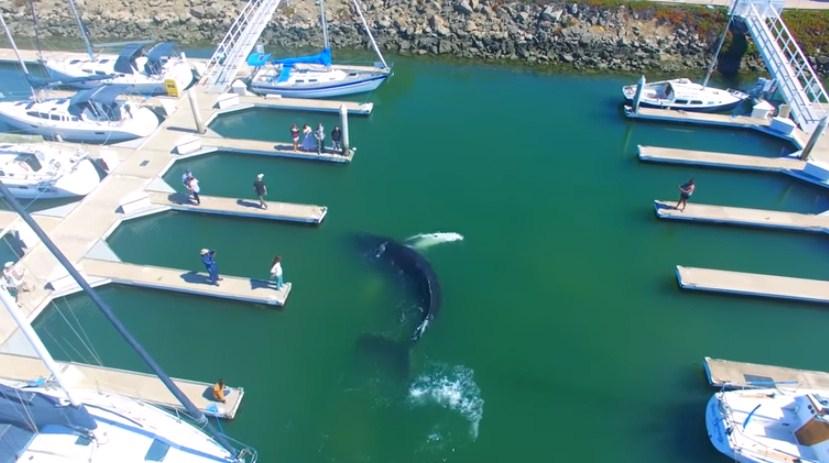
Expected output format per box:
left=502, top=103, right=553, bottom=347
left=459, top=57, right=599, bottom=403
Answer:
left=53, top=158, right=101, bottom=197
left=164, top=61, right=196, bottom=93
left=129, top=107, right=161, bottom=138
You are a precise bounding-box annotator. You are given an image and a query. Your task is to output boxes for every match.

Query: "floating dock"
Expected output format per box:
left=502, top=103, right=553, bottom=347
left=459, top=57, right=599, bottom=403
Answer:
left=194, top=136, right=354, bottom=163
left=148, top=192, right=328, bottom=224
left=653, top=200, right=829, bottom=234
left=80, top=259, right=291, bottom=306
left=638, top=145, right=806, bottom=172
left=0, top=352, right=243, bottom=419
left=704, top=357, right=829, bottom=390
left=676, top=265, right=829, bottom=304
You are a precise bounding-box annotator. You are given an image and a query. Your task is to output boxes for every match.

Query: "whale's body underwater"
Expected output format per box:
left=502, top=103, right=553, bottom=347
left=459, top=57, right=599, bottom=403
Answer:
left=357, top=233, right=442, bottom=343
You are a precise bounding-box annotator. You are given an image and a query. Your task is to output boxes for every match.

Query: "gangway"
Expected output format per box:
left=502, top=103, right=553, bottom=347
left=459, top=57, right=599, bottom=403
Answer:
left=734, top=0, right=828, bottom=133
left=200, top=0, right=283, bottom=93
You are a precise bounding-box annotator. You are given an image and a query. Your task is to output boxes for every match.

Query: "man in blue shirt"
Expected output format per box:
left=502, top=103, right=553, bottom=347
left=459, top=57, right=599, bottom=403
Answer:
left=200, top=248, right=220, bottom=285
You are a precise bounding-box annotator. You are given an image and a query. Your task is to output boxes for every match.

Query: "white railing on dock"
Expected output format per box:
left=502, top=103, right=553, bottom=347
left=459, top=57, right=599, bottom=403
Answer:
left=736, top=0, right=829, bottom=133
left=201, top=0, right=283, bottom=93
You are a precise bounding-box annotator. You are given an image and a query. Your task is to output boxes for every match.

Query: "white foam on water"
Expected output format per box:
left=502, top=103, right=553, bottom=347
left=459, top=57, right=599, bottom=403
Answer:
left=404, top=232, right=464, bottom=251
left=408, top=364, right=484, bottom=439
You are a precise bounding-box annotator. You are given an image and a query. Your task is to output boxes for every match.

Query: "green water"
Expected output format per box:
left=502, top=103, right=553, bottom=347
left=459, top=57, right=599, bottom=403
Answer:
left=22, top=57, right=829, bottom=462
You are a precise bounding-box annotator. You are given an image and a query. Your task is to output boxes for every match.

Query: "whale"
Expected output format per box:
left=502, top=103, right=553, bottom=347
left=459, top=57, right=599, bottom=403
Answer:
left=356, top=233, right=442, bottom=343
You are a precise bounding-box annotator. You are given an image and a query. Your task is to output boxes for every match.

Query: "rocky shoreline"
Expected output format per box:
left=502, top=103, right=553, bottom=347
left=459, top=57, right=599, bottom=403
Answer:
left=2, top=0, right=827, bottom=76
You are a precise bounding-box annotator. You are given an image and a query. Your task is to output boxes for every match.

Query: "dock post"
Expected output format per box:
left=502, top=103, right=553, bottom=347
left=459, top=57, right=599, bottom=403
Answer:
left=801, top=117, right=828, bottom=161
left=632, top=75, right=646, bottom=114
left=339, top=104, right=350, bottom=155
left=186, top=89, right=206, bottom=134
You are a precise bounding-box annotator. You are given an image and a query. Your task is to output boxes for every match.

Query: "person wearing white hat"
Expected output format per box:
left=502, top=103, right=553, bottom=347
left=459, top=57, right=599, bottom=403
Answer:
left=253, top=173, right=268, bottom=210
left=199, top=249, right=220, bottom=285
left=2, top=261, right=31, bottom=301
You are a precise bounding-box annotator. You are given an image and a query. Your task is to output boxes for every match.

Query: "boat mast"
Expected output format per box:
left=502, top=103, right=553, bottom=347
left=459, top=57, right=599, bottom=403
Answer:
left=0, top=283, right=81, bottom=407
left=319, top=0, right=330, bottom=50
left=703, top=0, right=739, bottom=88
left=0, top=12, right=31, bottom=76
left=0, top=180, right=240, bottom=459
left=351, top=0, right=388, bottom=69
left=66, top=0, right=94, bottom=60
left=27, top=0, right=45, bottom=63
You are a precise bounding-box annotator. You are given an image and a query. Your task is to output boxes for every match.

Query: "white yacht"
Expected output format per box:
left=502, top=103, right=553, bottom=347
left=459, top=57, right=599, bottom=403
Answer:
left=0, top=142, right=100, bottom=198
left=248, top=0, right=391, bottom=98
left=0, top=86, right=159, bottom=143
left=707, top=387, right=829, bottom=462
left=42, top=42, right=195, bottom=95
left=622, top=78, right=749, bottom=112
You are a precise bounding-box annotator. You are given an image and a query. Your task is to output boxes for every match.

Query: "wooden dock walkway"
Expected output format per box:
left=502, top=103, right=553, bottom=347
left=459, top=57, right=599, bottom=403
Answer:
left=149, top=192, right=328, bottom=224
left=232, top=95, right=373, bottom=115
left=80, top=259, right=291, bottom=306
left=653, top=200, right=829, bottom=233
left=638, top=145, right=806, bottom=172
left=197, top=136, right=353, bottom=163
left=0, top=352, right=243, bottom=419
left=676, top=265, right=829, bottom=304
left=704, top=357, right=829, bottom=390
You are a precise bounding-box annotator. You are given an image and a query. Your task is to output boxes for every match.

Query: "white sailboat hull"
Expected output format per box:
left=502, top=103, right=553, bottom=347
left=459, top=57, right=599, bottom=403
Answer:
left=0, top=101, right=159, bottom=143
left=3, top=158, right=99, bottom=199
left=43, top=58, right=194, bottom=95
left=622, top=78, right=749, bottom=112
left=250, top=66, right=389, bottom=98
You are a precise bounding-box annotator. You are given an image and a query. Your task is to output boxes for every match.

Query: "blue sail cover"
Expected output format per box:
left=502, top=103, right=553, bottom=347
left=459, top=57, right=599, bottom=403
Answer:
left=113, top=43, right=146, bottom=74
left=0, top=383, right=97, bottom=433
left=247, top=48, right=333, bottom=68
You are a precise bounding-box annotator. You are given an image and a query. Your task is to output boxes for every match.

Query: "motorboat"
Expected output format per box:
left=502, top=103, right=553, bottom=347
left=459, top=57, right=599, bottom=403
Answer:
left=707, top=387, right=829, bottom=462
left=42, top=42, right=195, bottom=95
left=0, top=86, right=159, bottom=143
left=622, top=78, right=749, bottom=112
left=247, top=0, right=391, bottom=98
left=0, top=142, right=100, bottom=198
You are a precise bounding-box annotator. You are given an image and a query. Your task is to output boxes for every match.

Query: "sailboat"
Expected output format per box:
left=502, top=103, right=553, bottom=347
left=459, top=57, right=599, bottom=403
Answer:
left=42, top=42, right=196, bottom=95
left=32, top=0, right=194, bottom=95
left=247, top=0, right=391, bottom=98
left=0, top=142, right=100, bottom=198
left=621, top=0, right=749, bottom=113
left=707, top=387, right=829, bottom=463
left=0, top=86, right=160, bottom=143
left=0, top=180, right=257, bottom=462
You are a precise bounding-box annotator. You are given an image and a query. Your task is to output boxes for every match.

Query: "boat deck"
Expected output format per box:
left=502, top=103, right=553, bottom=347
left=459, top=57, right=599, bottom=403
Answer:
left=0, top=352, right=243, bottom=419
left=676, top=265, right=829, bottom=304
left=653, top=200, right=829, bottom=233
left=704, top=356, right=829, bottom=390
left=638, top=145, right=806, bottom=172
left=148, top=192, right=328, bottom=224
left=80, top=259, right=291, bottom=306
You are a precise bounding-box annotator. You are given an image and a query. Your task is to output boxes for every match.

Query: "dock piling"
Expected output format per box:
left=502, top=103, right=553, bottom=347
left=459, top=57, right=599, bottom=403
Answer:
left=801, top=116, right=828, bottom=160
left=186, top=88, right=206, bottom=134
left=340, top=104, right=350, bottom=155
left=632, top=75, right=646, bottom=114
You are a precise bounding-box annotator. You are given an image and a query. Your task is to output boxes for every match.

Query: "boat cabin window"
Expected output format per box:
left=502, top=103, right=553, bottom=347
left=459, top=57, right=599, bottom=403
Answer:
left=95, top=71, right=107, bottom=76
left=349, top=73, right=357, bottom=77
left=70, top=59, right=81, bottom=64
left=49, top=114, right=61, bottom=121
left=675, top=99, right=688, bottom=105
left=309, top=79, right=318, bottom=83
left=296, top=80, right=305, bottom=83
left=82, top=69, right=93, bottom=73
left=99, top=59, right=110, bottom=64
left=25, top=102, right=35, bottom=110
left=691, top=100, right=703, bottom=105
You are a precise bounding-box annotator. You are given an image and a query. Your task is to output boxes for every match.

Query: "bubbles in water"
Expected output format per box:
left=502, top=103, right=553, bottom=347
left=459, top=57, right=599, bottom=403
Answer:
left=408, top=364, right=484, bottom=439
left=405, top=232, right=464, bottom=251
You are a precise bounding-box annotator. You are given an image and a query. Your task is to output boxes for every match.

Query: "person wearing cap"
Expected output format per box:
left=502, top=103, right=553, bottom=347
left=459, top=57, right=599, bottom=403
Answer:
left=253, top=173, right=268, bottom=210
left=2, top=261, right=31, bottom=301
left=199, top=249, right=220, bottom=286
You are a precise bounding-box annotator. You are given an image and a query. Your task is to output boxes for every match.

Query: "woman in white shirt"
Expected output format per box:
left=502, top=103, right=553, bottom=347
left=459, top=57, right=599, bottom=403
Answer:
left=270, top=256, right=284, bottom=289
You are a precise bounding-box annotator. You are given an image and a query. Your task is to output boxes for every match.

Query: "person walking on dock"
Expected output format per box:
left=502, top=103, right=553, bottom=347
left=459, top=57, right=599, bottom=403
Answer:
left=290, top=124, right=300, bottom=152
left=269, top=256, right=284, bottom=290
left=331, top=126, right=343, bottom=155
left=253, top=173, right=268, bottom=210
left=315, top=123, right=326, bottom=155
left=200, top=248, right=220, bottom=286
left=186, top=173, right=201, bottom=206
left=675, top=178, right=695, bottom=212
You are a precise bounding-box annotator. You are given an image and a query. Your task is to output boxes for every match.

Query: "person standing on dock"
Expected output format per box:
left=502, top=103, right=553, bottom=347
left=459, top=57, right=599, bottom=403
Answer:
left=253, top=173, right=268, bottom=210
left=200, top=249, right=220, bottom=286
left=675, top=178, right=696, bottom=212
left=331, top=126, right=343, bottom=155
left=315, top=123, right=326, bottom=155
left=186, top=173, right=201, bottom=206
left=300, top=124, right=314, bottom=151
left=290, top=124, right=300, bottom=152
left=2, top=261, right=32, bottom=301
left=269, top=256, right=284, bottom=290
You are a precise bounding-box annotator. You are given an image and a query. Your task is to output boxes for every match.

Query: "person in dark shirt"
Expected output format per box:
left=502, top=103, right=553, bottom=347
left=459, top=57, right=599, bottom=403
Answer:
left=331, top=126, right=343, bottom=155
left=253, top=173, right=268, bottom=210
